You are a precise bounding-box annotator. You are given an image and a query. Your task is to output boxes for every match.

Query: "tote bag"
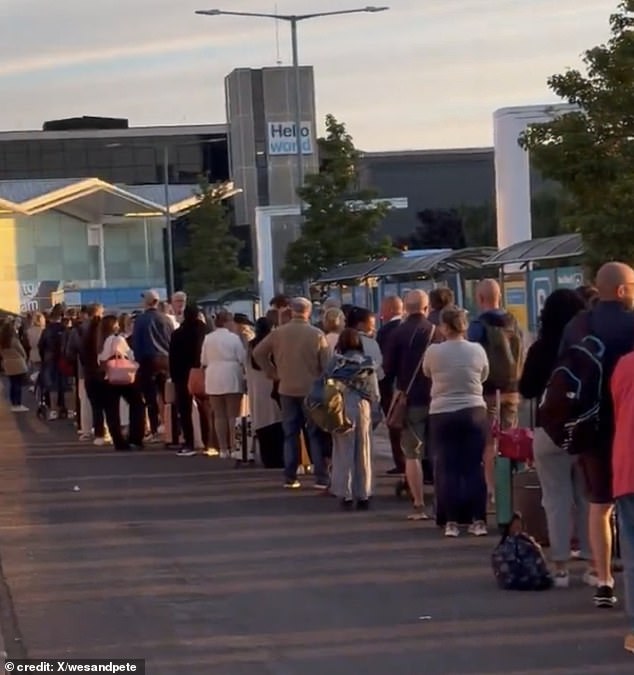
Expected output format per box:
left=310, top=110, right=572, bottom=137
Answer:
left=106, top=358, right=139, bottom=385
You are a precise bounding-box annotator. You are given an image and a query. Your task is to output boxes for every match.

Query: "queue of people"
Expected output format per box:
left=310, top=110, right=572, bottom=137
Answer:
left=2, top=266, right=634, bottom=654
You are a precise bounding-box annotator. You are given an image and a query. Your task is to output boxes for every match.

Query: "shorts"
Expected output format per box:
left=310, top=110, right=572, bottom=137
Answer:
left=401, top=405, right=428, bottom=460
left=484, top=393, right=519, bottom=430
left=579, top=448, right=613, bottom=504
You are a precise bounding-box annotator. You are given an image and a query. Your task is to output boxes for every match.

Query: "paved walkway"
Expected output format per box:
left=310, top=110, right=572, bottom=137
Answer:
left=0, top=396, right=631, bottom=674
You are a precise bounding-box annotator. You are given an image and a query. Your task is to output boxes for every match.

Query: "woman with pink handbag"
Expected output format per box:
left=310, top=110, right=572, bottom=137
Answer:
left=98, top=315, right=145, bottom=451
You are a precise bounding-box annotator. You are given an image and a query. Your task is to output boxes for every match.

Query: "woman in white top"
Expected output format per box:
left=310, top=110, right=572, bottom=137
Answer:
left=97, top=315, right=145, bottom=451
left=200, top=310, right=246, bottom=457
left=422, top=306, right=490, bottom=538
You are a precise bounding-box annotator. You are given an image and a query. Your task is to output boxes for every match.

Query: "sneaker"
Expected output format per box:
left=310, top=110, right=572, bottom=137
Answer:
left=10, top=405, right=28, bottom=413
left=445, top=523, right=460, bottom=538
left=625, top=633, right=634, bottom=654
left=48, top=410, right=58, bottom=421
left=468, top=521, right=488, bottom=537
left=177, top=448, right=196, bottom=457
left=553, top=571, right=570, bottom=589
left=284, top=480, right=301, bottom=489
left=314, top=483, right=329, bottom=491
left=583, top=570, right=599, bottom=587
left=356, top=499, right=370, bottom=511
left=146, top=433, right=163, bottom=444
left=204, top=448, right=220, bottom=457
left=93, top=437, right=107, bottom=447
left=594, top=585, right=617, bottom=608
left=78, top=432, right=92, bottom=442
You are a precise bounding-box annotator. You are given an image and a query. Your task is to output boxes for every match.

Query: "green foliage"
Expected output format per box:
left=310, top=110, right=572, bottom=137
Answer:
left=282, top=114, right=396, bottom=284
left=519, top=0, right=634, bottom=272
left=180, top=180, right=251, bottom=300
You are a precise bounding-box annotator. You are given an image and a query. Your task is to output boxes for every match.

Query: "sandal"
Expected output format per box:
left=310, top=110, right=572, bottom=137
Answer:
left=407, top=505, right=429, bottom=521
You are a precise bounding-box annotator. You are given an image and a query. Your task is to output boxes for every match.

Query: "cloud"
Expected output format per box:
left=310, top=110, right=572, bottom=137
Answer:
left=0, top=0, right=620, bottom=149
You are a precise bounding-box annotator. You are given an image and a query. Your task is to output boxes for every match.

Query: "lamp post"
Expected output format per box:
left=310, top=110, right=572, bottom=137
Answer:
left=195, top=6, right=389, bottom=190
left=107, top=138, right=226, bottom=296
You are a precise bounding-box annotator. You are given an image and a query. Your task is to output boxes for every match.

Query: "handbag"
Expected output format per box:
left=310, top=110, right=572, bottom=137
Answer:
left=386, top=326, right=435, bottom=431
left=187, top=367, right=206, bottom=396
left=105, top=357, right=139, bottom=385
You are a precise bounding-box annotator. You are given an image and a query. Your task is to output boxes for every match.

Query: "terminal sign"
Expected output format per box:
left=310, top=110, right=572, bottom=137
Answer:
left=267, top=122, right=313, bottom=156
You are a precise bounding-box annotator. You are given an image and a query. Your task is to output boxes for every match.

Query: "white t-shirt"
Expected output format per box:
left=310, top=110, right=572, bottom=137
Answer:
left=422, top=339, right=489, bottom=415
left=99, top=335, right=134, bottom=363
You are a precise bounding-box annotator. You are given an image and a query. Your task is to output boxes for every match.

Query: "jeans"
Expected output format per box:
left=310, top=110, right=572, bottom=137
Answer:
left=138, top=358, right=167, bottom=434
left=8, top=375, right=23, bottom=406
left=280, top=394, right=327, bottom=484
left=533, top=428, right=591, bottom=562
left=617, top=494, right=634, bottom=630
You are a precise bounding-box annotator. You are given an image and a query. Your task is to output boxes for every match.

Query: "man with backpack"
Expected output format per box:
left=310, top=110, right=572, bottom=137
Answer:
left=468, top=279, right=524, bottom=501
left=546, top=262, right=634, bottom=609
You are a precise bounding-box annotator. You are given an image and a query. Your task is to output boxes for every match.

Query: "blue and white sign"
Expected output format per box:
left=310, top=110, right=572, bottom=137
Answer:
left=267, top=121, right=313, bottom=156
left=528, top=271, right=555, bottom=331
left=556, top=266, right=584, bottom=289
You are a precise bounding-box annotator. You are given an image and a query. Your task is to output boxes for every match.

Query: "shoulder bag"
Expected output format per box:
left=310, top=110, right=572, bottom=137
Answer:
left=386, top=325, right=435, bottom=431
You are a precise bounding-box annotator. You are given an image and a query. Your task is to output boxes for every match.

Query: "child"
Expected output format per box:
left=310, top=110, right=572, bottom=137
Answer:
left=610, top=352, right=634, bottom=654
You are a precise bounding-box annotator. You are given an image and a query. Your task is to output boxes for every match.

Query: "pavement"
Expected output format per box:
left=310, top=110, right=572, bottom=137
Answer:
left=0, top=393, right=632, bottom=674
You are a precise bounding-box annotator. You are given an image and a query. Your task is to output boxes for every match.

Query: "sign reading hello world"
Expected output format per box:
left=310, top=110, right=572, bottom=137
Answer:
left=267, top=122, right=313, bottom=156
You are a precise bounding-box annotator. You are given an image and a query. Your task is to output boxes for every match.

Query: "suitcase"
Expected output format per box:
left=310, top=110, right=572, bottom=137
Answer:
left=512, top=468, right=549, bottom=546
left=233, top=414, right=256, bottom=466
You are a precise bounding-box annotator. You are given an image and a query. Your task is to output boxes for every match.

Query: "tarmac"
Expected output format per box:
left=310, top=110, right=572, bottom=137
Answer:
left=0, top=394, right=632, bottom=674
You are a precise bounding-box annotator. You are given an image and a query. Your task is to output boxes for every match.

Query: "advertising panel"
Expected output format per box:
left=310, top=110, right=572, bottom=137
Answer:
left=267, top=122, right=313, bottom=156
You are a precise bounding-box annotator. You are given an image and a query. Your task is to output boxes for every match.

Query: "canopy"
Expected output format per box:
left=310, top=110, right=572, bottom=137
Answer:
left=484, top=234, right=583, bottom=266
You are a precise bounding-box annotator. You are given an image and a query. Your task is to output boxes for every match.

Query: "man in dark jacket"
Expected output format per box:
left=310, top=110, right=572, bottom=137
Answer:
left=132, top=290, right=174, bottom=442
left=383, top=290, right=439, bottom=520
left=169, top=304, right=212, bottom=456
left=38, top=303, right=67, bottom=420
left=377, top=295, right=404, bottom=474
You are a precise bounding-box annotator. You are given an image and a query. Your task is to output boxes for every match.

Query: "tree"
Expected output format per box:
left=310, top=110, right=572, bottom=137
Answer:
left=520, top=0, right=634, bottom=271
left=282, top=114, right=395, bottom=283
left=179, top=181, right=251, bottom=300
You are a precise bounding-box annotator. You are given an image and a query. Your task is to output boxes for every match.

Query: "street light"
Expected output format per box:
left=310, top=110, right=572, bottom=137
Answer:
left=195, top=6, right=389, bottom=190
left=106, top=138, right=226, bottom=296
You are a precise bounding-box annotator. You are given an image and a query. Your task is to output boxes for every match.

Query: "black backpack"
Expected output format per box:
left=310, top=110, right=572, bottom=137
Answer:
left=539, top=313, right=604, bottom=455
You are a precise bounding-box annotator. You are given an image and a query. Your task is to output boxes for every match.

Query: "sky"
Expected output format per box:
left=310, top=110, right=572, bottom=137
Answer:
left=0, top=0, right=618, bottom=151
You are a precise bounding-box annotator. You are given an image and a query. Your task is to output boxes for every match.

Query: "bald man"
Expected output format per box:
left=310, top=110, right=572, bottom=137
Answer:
left=559, top=261, right=634, bottom=609
left=377, top=296, right=406, bottom=474
left=468, top=278, right=523, bottom=501
left=383, top=289, right=440, bottom=519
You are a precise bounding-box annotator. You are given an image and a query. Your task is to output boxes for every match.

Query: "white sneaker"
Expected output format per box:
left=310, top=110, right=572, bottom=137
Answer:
left=204, top=448, right=220, bottom=457
left=93, top=437, right=107, bottom=447
left=48, top=410, right=58, bottom=421
left=445, top=523, right=460, bottom=538
left=554, top=571, right=570, bottom=589
left=583, top=570, right=600, bottom=587
left=468, top=521, right=488, bottom=537
left=146, top=433, right=163, bottom=444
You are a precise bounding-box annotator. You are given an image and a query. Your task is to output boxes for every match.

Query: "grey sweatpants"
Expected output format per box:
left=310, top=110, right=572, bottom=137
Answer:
left=533, top=427, right=591, bottom=562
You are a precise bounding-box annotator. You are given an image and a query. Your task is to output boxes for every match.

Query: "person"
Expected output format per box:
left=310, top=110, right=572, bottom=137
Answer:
left=253, top=297, right=330, bottom=490
left=609, top=346, right=634, bottom=653
left=316, top=297, right=341, bottom=332
left=79, top=311, right=110, bottom=446
left=560, top=262, right=634, bottom=608
left=377, top=295, right=405, bottom=475
left=428, top=288, right=455, bottom=326
left=171, top=291, right=187, bottom=325
left=233, top=314, right=256, bottom=349
left=329, top=328, right=380, bottom=510
left=424, top=307, right=489, bottom=537
left=519, top=289, right=591, bottom=588
left=98, top=315, right=145, bottom=451
left=169, top=304, right=212, bottom=457
left=349, top=307, right=384, bottom=381
left=246, top=317, right=284, bottom=467
left=323, top=308, right=346, bottom=355
left=26, top=312, right=44, bottom=379
left=384, top=290, right=440, bottom=520
left=467, top=279, right=523, bottom=501
left=200, top=310, right=246, bottom=458
left=38, top=303, right=68, bottom=420
left=0, top=319, right=28, bottom=412
left=132, top=290, right=174, bottom=443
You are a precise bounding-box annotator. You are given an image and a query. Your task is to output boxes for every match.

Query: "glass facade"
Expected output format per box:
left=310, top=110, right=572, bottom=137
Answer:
left=0, top=133, right=230, bottom=185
